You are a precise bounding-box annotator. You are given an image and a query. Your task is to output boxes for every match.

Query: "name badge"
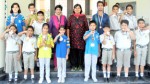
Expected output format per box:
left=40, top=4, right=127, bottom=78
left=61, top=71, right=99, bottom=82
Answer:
left=90, top=43, right=95, bottom=47
left=44, top=47, right=48, bottom=50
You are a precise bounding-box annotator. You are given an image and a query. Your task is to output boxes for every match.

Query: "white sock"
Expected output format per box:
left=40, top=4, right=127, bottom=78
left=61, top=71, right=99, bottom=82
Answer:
left=117, top=74, right=120, bottom=77
left=31, top=75, right=34, bottom=79
left=125, top=73, right=128, bottom=77
left=140, top=73, right=144, bottom=77
left=135, top=72, right=139, bottom=77
left=107, top=71, right=110, bottom=78
left=24, top=75, right=27, bottom=79
left=15, top=73, right=18, bottom=78
left=103, top=71, right=106, bottom=78
left=9, top=73, right=12, bottom=79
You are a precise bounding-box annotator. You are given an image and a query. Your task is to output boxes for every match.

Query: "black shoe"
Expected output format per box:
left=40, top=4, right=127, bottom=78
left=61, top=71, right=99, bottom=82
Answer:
left=104, top=78, right=107, bottom=82
left=125, top=77, right=130, bottom=83
left=22, top=79, right=27, bottom=83
left=107, top=78, right=110, bottom=83
left=134, top=77, right=139, bottom=82
left=31, top=78, right=35, bottom=83
left=115, top=76, right=120, bottom=82
left=141, top=76, right=147, bottom=82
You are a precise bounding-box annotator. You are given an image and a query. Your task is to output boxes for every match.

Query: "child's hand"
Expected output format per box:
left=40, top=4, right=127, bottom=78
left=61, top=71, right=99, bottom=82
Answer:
left=24, top=31, right=27, bottom=34
left=5, top=29, right=11, bottom=33
left=134, top=50, right=137, bottom=57
left=66, top=55, right=69, bottom=60
left=34, top=56, right=37, bottom=61
left=17, top=55, right=21, bottom=61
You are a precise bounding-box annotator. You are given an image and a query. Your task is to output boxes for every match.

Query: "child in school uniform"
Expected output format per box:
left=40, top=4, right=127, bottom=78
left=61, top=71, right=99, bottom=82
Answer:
left=6, top=3, right=26, bottom=32
left=54, top=26, right=70, bottom=83
left=121, top=4, right=137, bottom=30
left=83, top=20, right=100, bottom=83
left=31, top=11, right=45, bottom=37
left=37, top=23, right=54, bottom=84
left=25, top=3, right=37, bottom=26
left=100, top=27, right=115, bottom=83
left=134, top=18, right=150, bottom=81
left=115, top=20, right=135, bottom=82
left=18, top=26, right=37, bottom=83
left=0, top=25, right=21, bottom=82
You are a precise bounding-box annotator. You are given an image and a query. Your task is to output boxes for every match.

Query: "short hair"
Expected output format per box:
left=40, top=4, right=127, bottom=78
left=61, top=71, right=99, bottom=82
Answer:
left=137, top=18, right=145, bottom=24
left=10, top=3, right=21, bottom=14
left=121, top=20, right=129, bottom=25
left=55, top=5, right=63, bottom=11
left=97, top=1, right=104, bottom=7
left=73, top=4, right=83, bottom=14
left=59, top=25, right=65, bottom=30
left=89, top=20, right=97, bottom=25
left=9, top=24, right=18, bottom=34
left=112, top=5, right=119, bottom=9
left=37, top=11, right=44, bottom=16
left=28, top=3, right=35, bottom=8
left=42, top=23, right=49, bottom=29
left=27, top=26, right=34, bottom=31
left=126, top=4, right=133, bottom=10
left=115, top=3, right=120, bottom=6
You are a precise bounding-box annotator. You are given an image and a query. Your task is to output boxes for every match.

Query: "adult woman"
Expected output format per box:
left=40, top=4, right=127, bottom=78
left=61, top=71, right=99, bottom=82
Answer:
left=67, top=4, right=88, bottom=71
left=49, top=5, right=67, bottom=71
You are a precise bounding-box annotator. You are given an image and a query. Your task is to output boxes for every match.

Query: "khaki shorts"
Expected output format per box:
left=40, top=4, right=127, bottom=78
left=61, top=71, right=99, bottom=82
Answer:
left=116, top=49, right=131, bottom=67
left=102, top=49, right=113, bottom=65
left=134, top=46, right=147, bottom=66
left=5, top=51, right=19, bottom=73
left=23, top=53, right=35, bottom=69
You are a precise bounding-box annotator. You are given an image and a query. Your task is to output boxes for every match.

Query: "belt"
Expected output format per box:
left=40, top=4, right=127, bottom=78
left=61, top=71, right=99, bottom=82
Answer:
left=117, top=48, right=130, bottom=51
left=136, top=44, right=147, bottom=48
left=23, top=52, right=34, bottom=55
left=103, top=48, right=112, bottom=51
left=7, top=51, right=19, bottom=54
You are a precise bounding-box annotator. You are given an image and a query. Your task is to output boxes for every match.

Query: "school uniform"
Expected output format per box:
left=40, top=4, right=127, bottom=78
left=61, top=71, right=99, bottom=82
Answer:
left=6, top=14, right=25, bottom=33
left=114, top=30, right=132, bottom=68
left=148, top=33, right=150, bottom=65
left=20, top=34, right=37, bottom=70
left=134, top=29, right=149, bottom=66
left=32, top=21, right=44, bottom=36
left=100, top=34, right=115, bottom=65
left=4, top=33, right=21, bottom=74
left=123, top=14, right=137, bottom=30
left=84, top=30, right=100, bottom=79
left=109, top=14, right=121, bottom=36
left=55, top=35, right=70, bottom=78
left=37, top=34, right=54, bottom=79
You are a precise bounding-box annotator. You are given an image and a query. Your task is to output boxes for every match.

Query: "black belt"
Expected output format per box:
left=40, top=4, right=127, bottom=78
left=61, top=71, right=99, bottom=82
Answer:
left=136, top=44, right=147, bottom=48
left=7, top=51, right=19, bottom=53
left=103, top=48, right=112, bottom=51
left=117, top=48, right=130, bottom=51
left=23, top=52, right=34, bottom=55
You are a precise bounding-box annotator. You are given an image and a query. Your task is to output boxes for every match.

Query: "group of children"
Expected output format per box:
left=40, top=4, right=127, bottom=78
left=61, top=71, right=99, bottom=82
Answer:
left=0, top=2, right=150, bottom=84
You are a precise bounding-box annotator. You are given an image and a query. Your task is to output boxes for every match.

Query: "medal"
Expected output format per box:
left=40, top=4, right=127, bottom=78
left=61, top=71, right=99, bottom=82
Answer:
left=59, top=36, right=63, bottom=41
left=44, top=47, right=48, bottom=50
left=98, top=14, right=103, bottom=29
left=91, top=43, right=95, bottom=47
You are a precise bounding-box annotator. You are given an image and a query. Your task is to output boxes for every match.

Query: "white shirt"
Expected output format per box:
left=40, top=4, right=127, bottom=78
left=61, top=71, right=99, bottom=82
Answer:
left=32, top=21, right=44, bottom=35
left=5, top=33, right=21, bottom=51
left=123, top=14, right=137, bottom=29
left=135, top=28, right=150, bottom=46
left=20, top=34, right=37, bottom=52
left=100, top=34, right=115, bottom=49
left=110, top=14, right=121, bottom=30
left=114, top=31, right=131, bottom=49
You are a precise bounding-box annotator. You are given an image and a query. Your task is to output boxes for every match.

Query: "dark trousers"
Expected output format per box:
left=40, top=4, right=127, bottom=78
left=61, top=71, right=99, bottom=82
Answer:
left=69, top=48, right=84, bottom=68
